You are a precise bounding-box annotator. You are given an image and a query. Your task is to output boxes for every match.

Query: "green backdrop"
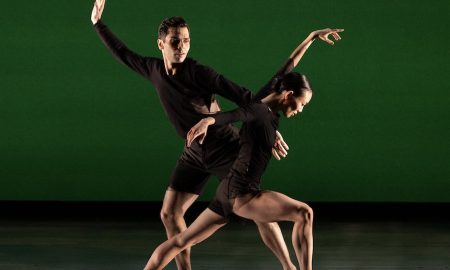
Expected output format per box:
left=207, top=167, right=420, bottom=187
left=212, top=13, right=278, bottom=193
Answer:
left=1, top=0, right=449, bottom=202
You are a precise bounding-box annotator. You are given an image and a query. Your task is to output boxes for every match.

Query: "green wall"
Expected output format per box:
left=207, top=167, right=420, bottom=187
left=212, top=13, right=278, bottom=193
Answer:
left=1, top=0, right=449, bottom=202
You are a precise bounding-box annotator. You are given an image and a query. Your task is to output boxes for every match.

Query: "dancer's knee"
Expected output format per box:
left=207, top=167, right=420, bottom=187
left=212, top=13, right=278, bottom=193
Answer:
left=173, top=233, right=193, bottom=250
left=160, top=208, right=183, bottom=227
left=293, top=204, right=313, bottom=224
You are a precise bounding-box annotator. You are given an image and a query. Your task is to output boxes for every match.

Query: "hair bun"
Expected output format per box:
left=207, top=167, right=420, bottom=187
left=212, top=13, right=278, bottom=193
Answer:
left=271, top=76, right=284, bottom=93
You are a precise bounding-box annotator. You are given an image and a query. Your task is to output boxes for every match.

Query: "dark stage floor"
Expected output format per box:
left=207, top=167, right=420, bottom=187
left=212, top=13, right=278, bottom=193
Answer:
left=1, top=203, right=449, bottom=269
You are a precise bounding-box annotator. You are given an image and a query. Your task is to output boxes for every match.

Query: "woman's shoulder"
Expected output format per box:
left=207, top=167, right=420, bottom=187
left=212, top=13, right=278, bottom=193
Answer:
left=250, top=101, right=272, bottom=112
left=244, top=102, right=274, bottom=123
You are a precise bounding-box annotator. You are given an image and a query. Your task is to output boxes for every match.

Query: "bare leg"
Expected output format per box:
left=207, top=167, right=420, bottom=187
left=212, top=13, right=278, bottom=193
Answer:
left=160, top=189, right=294, bottom=270
left=255, top=221, right=297, bottom=270
left=233, top=191, right=314, bottom=270
left=160, top=188, right=198, bottom=270
left=145, top=209, right=228, bottom=270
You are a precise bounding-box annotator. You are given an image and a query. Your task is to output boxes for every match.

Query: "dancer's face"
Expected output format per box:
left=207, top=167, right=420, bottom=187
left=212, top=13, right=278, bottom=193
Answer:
left=281, top=90, right=312, bottom=118
left=158, top=27, right=190, bottom=64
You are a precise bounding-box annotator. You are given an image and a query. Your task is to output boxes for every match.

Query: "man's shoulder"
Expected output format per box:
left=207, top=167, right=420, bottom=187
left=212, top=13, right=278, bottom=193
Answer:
left=184, top=57, right=198, bottom=65
left=183, top=58, right=219, bottom=79
left=185, top=58, right=215, bottom=71
left=144, top=57, right=164, bottom=73
left=146, top=56, right=163, bottom=64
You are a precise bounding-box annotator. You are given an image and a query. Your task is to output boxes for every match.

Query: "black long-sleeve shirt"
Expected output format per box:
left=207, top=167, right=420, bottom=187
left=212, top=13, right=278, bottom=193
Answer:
left=212, top=102, right=280, bottom=183
left=94, top=20, right=294, bottom=138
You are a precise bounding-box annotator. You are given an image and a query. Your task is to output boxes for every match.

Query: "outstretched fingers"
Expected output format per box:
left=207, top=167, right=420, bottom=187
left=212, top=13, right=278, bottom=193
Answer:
left=186, top=128, right=206, bottom=147
left=272, top=131, right=288, bottom=160
left=186, top=129, right=196, bottom=147
left=317, top=28, right=344, bottom=45
left=91, top=0, right=106, bottom=24
left=332, top=32, right=341, bottom=41
left=331, top=29, right=344, bottom=41
left=99, top=1, right=105, bottom=15
left=97, top=0, right=106, bottom=18
left=272, top=148, right=281, bottom=160
left=324, top=37, right=335, bottom=45
left=275, top=130, right=289, bottom=151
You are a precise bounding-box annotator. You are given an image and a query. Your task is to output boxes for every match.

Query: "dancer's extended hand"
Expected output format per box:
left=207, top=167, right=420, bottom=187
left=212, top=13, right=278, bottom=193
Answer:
left=187, top=117, right=215, bottom=147
left=91, top=0, right=106, bottom=25
left=313, top=28, right=344, bottom=45
left=272, top=131, right=289, bottom=160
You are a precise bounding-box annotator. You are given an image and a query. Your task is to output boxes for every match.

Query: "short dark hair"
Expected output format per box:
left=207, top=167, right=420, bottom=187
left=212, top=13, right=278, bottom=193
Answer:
left=158, top=17, right=190, bottom=40
left=272, top=72, right=312, bottom=97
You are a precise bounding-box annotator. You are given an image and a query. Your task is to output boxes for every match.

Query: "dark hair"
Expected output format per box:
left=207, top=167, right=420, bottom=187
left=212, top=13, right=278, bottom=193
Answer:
left=158, top=17, right=190, bottom=40
left=272, top=72, right=312, bottom=97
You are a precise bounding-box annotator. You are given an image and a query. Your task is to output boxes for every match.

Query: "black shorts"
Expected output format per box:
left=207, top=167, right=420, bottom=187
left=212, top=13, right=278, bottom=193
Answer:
left=208, top=172, right=261, bottom=217
left=168, top=125, right=240, bottom=195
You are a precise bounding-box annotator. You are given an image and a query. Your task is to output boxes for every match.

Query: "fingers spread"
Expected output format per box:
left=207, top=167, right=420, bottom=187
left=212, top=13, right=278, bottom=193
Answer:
left=186, top=131, right=193, bottom=147
left=186, top=128, right=198, bottom=147
left=332, top=32, right=341, bottom=40
left=199, top=134, right=206, bottom=145
left=280, top=140, right=289, bottom=151
left=275, top=130, right=289, bottom=150
left=191, top=132, right=200, bottom=144
left=278, top=146, right=287, bottom=157
left=277, top=138, right=289, bottom=151
left=100, top=0, right=105, bottom=13
left=272, top=148, right=281, bottom=160
left=275, top=130, right=283, bottom=139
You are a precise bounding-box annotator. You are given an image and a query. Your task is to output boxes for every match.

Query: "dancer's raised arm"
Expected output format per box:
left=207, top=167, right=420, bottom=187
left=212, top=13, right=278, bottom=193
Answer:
left=289, top=28, right=344, bottom=67
left=254, top=28, right=344, bottom=101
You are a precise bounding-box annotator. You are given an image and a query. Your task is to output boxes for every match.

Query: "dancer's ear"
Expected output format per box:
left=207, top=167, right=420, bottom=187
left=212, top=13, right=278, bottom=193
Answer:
left=157, top=39, right=165, bottom=50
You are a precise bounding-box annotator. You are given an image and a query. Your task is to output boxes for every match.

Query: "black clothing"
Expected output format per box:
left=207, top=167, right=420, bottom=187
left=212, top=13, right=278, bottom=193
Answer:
left=213, top=103, right=280, bottom=182
left=169, top=126, right=240, bottom=194
left=95, top=20, right=255, bottom=138
left=94, top=20, right=293, bottom=194
left=208, top=102, right=280, bottom=217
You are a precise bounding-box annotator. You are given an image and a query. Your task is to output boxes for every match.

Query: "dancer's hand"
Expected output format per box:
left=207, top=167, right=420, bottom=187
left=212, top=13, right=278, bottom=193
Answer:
left=91, top=0, right=106, bottom=25
left=312, top=28, right=344, bottom=45
left=272, top=130, right=289, bottom=160
left=187, top=117, right=215, bottom=147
